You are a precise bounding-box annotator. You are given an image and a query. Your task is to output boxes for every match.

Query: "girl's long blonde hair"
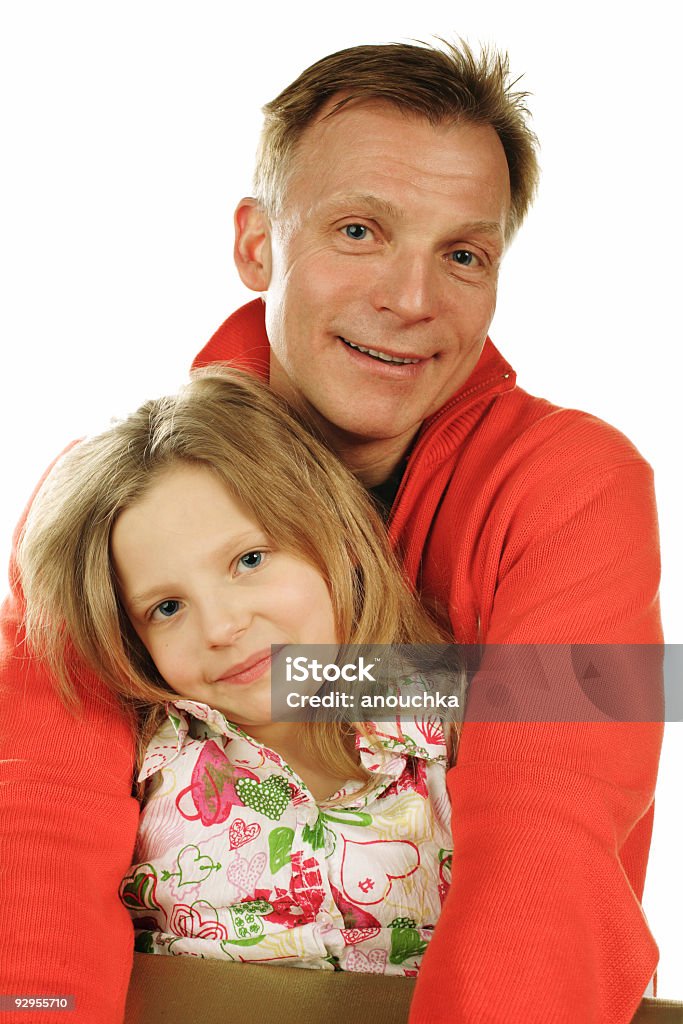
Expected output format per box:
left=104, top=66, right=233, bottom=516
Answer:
left=18, top=368, right=459, bottom=796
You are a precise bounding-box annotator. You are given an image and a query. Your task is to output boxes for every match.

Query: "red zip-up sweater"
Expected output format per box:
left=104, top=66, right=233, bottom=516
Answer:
left=0, top=300, right=662, bottom=1023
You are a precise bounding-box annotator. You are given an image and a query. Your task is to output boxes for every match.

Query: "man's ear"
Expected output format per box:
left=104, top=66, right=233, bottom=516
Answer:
left=234, top=198, right=272, bottom=292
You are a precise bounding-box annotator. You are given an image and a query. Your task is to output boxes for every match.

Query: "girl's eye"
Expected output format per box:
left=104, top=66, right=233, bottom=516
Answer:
left=152, top=599, right=181, bottom=619
left=342, top=224, right=369, bottom=240
left=236, top=551, right=264, bottom=574
left=449, top=249, right=479, bottom=267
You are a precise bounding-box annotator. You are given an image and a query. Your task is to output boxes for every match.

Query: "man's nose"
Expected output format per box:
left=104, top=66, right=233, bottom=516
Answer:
left=199, top=594, right=250, bottom=647
left=370, top=251, right=439, bottom=324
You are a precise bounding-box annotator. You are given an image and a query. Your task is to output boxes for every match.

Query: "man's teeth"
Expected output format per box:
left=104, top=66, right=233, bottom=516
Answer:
left=341, top=338, right=420, bottom=365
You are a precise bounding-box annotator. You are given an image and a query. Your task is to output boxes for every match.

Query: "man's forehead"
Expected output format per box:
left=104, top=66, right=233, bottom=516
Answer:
left=281, top=103, right=511, bottom=234
left=293, top=97, right=508, bottom=182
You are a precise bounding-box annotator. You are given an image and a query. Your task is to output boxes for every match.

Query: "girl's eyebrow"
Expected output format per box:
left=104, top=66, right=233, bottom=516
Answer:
left=126, top=588, right=178, bottom=612
left=124, top=530, right=270, bottom=610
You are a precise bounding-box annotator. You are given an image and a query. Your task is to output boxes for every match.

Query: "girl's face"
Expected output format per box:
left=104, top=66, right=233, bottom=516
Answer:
left=111, top=463, right=338, bottom=730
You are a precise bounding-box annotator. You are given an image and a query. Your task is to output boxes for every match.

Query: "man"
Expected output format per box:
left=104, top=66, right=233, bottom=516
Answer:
left=0, top=41, right=662, bottom=1024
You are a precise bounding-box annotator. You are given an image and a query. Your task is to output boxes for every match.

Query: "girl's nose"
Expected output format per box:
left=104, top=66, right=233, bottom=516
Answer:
left=200, top=595, right=250, bottom=648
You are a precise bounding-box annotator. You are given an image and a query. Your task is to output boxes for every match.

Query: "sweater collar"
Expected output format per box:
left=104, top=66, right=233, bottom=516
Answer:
left=193, top=299, right=271, bottom=377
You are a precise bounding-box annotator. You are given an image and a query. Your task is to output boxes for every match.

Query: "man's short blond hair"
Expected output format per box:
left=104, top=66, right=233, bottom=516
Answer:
left=254, top=39, right=540, bottom=241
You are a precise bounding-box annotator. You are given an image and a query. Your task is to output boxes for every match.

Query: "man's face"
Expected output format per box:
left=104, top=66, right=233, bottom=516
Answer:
left=238, top=101, right=511, bottom=476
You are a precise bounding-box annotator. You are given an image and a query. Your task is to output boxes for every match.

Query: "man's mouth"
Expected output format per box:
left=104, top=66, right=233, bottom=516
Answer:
left=339, top=337, right=422, bottom=365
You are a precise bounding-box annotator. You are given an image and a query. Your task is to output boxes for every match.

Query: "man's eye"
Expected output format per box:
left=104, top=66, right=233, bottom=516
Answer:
left=236, top=551, right=264, bottom=573
left=450, top=249, right=478, bottom=267
left=342, top=224, right=369, bottom=240
left=153, top=600, right=181, bottom=619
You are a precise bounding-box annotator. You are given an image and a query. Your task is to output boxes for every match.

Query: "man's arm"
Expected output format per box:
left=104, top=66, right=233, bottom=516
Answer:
left=411, top=416, right=663, bottom=1024
left=0, top=494, right=139, bottom=1024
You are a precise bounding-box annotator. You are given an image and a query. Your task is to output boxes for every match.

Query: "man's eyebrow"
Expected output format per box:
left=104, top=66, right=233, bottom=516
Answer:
left=315, top=198, right=505, bottom=244
left=454, top=220, right=506, bottom=242
left=316, top=193, right=405, bottom=220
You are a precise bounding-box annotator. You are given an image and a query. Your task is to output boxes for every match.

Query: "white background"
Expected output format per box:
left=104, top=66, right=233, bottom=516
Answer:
left=1, top=0, right=680, bottom=998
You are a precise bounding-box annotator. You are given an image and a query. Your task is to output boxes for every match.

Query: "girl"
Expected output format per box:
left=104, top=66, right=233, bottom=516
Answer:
left=18, top=369, right=463, bottom=976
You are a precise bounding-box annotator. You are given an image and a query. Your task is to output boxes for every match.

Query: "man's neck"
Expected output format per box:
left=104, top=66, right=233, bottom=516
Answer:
left=269, top=364, right=418, bottom=487
left=322, top=430, right=415, bottom=487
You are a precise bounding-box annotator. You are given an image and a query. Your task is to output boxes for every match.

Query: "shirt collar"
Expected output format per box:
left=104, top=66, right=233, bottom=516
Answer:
left=138, top=701, right=448, bottom=783
left=356, top=719, right=448, bottom=774
left=138, top=700, right=258, bottom=782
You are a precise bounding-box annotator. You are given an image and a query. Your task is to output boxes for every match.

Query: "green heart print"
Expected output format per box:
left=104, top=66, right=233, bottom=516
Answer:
left=235, top=775, right=292, bottom=821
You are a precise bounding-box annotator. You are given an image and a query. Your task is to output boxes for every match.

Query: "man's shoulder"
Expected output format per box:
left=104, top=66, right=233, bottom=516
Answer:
left=494, top=384, right=651, bottom=471
left=421, top=337, right=649, bottom=477
left=412, top=374, right=656, bottom=553
left=431, top=371, right=652, bottom=484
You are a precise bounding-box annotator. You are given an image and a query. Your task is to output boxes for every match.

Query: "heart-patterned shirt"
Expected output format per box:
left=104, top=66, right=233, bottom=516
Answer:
left=120, top=702, right=453, bottom=975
